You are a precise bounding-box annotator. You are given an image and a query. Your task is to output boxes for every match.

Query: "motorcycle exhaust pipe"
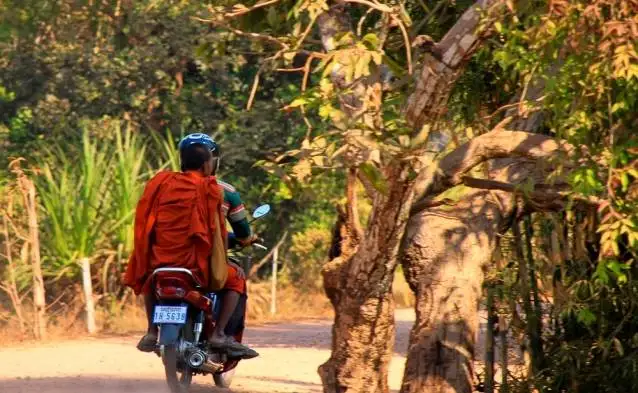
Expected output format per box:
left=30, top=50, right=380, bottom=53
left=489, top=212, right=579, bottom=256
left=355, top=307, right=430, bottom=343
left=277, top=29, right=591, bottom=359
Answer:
left=186, top=349, right=223, bottom=374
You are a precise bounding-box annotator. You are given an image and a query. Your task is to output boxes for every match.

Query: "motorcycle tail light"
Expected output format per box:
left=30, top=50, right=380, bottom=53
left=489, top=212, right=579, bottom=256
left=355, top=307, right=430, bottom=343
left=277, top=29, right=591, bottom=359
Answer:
left=156, top=286, right=185, bottom=299
left=184, top=291, right=212, bottom=311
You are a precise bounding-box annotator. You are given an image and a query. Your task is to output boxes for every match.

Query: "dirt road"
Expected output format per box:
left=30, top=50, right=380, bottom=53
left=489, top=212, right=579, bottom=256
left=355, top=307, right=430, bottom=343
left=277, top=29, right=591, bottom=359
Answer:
left=0, top=309, right=415, bottom=393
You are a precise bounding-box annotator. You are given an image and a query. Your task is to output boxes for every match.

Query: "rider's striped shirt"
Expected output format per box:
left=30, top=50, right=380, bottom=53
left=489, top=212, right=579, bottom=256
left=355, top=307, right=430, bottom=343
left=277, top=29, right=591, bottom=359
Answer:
left=218, top=180, right=251, bottom=240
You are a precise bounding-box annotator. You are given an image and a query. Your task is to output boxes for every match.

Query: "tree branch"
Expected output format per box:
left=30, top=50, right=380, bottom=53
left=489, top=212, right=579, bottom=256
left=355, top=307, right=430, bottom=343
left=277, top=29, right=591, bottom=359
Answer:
left=416, top=125, right=575, bottom=201
left=221, top=0, right=282, bottom=18
left=248, top=230, right=289, bottom=279
left=405, top=0, right=503, bottom=131
left=461, top=177, right=601, bottom=205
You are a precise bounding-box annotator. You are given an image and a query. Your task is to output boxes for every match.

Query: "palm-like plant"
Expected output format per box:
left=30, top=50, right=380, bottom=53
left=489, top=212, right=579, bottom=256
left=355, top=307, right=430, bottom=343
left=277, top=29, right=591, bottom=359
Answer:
left=111, top=123, right=148, bottom=254
left=152, top=129, right=181, bottom=172
left=38, top=130, right=115, bottom=333
left=38, top=131, right=115, bottom=274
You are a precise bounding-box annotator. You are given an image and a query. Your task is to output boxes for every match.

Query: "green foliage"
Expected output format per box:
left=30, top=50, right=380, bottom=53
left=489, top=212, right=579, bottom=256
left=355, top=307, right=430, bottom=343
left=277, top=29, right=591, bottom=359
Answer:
left=284, top=224, right=332, bottom=290
left=0, top=0, right=345, bottom=293
left=110, top=122, right=149, bottom=253
left=37, top=130, right=115, bottom=275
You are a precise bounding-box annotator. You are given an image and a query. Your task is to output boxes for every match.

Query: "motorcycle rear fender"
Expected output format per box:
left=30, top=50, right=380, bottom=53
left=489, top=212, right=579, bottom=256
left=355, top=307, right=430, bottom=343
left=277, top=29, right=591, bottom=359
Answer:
left=158, top=323, right=182, bottom=345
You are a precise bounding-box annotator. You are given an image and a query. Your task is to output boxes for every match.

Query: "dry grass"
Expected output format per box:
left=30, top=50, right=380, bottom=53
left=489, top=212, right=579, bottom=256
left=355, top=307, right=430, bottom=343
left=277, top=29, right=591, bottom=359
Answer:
left=0, top=284, right=334, bottom=343
left=0, top=309, right=89, bottom=346
left=246, top=282, right=333, bottom=323
left=0, top=275, right=414, bottom=345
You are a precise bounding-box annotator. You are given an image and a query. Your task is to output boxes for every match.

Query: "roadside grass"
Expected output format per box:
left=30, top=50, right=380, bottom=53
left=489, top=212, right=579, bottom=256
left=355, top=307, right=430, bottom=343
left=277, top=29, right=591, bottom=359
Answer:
left=0, top=274, right=414, bottom=344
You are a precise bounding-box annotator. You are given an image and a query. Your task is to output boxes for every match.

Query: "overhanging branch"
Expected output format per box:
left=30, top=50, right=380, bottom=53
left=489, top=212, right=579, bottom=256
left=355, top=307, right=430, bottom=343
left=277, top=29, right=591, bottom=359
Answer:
left=248, top=230, right=289, bottom=279
left=416, top=125, right=575, bottom=201
left=405, top=0, right=504, bottom=131
left=410, top=175, right=602, bottom=216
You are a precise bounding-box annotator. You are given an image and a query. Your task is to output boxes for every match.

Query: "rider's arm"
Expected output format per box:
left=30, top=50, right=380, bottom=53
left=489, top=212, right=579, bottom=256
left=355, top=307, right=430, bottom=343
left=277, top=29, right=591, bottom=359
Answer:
left=219, top=181, right=253, bottom=246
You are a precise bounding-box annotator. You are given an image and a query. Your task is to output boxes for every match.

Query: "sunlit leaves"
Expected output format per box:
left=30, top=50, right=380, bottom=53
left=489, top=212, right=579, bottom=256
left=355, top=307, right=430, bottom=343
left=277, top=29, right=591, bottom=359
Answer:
left=569, top=167, right=605, bottom=196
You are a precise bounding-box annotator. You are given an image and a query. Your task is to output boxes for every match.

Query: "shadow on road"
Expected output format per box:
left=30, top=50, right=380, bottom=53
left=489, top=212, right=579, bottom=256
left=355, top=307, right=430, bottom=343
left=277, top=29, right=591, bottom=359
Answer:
left=0, top=375, right=326, bottom=393
left=0, top=376, right=240, bottom=393
left=245, top=310, right=414, bottom=357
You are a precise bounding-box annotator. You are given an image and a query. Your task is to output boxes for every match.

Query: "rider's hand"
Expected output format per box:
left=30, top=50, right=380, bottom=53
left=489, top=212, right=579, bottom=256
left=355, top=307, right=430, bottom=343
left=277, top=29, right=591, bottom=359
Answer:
left=228, top=261, right=246, bottom=279
left=238, top=233, right=262, bottom=247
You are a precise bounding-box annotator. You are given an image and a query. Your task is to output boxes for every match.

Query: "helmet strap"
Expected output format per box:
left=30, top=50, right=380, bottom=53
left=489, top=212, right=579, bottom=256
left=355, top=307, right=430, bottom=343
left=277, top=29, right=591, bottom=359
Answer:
left=212, top=157, right=221, bottom=175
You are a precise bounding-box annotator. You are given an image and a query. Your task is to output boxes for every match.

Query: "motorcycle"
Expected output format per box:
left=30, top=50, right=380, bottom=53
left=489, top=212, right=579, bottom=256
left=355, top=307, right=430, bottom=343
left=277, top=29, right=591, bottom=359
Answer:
left=150, top=204, right=271, bottom=392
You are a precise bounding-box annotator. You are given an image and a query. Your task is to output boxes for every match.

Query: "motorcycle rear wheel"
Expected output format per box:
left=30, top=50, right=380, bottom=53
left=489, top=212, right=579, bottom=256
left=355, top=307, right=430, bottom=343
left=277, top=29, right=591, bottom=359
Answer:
left=162, top=318, right=194, bottom=393
left=162, top=346, right=193, bottom=393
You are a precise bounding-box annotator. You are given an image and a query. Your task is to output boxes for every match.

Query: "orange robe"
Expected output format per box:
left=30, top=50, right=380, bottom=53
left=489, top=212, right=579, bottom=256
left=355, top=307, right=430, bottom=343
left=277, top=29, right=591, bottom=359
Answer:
left=123, top=171, right=227, bottom=295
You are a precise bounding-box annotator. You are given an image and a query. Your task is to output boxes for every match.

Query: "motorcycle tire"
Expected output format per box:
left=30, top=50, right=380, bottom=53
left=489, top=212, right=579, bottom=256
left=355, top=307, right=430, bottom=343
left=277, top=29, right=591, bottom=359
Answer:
left=162, top=317, right=194, bottom=393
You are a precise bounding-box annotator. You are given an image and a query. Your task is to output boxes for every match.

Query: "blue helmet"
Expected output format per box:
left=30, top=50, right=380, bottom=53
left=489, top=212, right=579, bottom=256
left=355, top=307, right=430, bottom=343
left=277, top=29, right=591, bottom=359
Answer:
left=178, top=133, right=219, bottom=154
left=178, top=133, right=221, bottom=173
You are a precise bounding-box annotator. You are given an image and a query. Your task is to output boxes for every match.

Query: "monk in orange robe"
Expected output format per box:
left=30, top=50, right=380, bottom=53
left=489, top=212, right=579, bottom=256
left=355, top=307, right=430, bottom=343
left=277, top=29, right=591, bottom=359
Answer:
left=123, top=134, right=257, bottom=358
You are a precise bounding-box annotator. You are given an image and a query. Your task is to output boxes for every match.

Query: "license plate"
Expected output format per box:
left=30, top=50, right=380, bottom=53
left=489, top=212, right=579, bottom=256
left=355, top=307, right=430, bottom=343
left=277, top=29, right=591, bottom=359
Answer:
left=153, top=305, right=188, bottom=324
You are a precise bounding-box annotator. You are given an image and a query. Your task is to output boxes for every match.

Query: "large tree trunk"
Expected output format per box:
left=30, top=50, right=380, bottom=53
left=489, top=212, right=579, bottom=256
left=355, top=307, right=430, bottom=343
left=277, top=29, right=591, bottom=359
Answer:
left=317, top=7, right=401, bottom=391
left=317, top=1, right=503, bottom=391
left=400, top=73, right=560, bottom=392
left=319, top=165, right=420, bottom=393
left=400, top=186, right=516, bottom=393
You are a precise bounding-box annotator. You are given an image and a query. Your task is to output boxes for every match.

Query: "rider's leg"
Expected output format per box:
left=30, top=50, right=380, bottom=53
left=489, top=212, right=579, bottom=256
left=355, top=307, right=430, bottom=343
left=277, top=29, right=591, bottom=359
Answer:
left=136, top=293, right=158, bottom=352
left=145, top=293, right=159, bottom=336
left=212, top=290, right=240, bottom=339
left=208, top=265, right=257, bottom=358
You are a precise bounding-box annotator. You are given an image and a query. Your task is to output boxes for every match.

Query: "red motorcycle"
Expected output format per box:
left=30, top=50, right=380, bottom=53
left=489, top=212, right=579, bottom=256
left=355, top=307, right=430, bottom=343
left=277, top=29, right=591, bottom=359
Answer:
left=150, top=204, right=270, bottom=392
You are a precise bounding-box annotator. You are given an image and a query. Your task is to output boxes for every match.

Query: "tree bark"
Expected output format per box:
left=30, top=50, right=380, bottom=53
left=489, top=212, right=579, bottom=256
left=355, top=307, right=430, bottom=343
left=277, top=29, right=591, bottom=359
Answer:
left=399, top=186, right=516, bottom=393
left=414, top=127, right=574, bottom=204
left=319, top=164, right=421, bottom=393
left=1, top=197, right=26, bottom=335
left=405, top=0, right=502, bottom=132
left=315, top=1, right=512, bottom=391
left=316, top=8, right=406, bottom=392
left=18, top=174, right=47, bottom=340
left=399, top=131, right=568, bottom=392
left=400, top=68, right=557, bottom=392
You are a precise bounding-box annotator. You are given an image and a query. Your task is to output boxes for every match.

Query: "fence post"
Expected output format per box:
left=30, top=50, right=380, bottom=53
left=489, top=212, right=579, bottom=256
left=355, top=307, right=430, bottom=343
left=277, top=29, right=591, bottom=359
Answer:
left=270, top=247, right=278, bottom=316
left=81, top=257, right=96, bottom=334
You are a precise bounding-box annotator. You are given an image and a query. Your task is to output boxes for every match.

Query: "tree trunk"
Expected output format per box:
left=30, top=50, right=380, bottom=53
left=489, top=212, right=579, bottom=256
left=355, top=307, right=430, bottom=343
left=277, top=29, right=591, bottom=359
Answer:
left=1, top=199, right=26, bottom=335
left=513, top=219, right=544, bottom=375
left=315, top=1, right=504, bottom=391
left=319, top=165, right=420, bottom=393
left=400, top=186, right=515, bottom=393
left=499, top=315, right=509, bottom=393
left=485, top=284, right=495, bottom=393
left=399, top=136, right=566, bottom=392
left=18, top=174, right=47, bottom=340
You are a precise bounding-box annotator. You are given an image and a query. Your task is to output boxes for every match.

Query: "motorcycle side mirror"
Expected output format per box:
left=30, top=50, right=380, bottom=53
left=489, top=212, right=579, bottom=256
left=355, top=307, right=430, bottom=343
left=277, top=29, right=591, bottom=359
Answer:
left=251, top=204, right=271, bottom=219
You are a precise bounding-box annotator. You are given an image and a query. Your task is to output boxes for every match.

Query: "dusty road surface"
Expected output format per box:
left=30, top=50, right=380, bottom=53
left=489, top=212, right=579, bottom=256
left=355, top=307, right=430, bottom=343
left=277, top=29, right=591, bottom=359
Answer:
left=0, top=309, right=415, bottom=393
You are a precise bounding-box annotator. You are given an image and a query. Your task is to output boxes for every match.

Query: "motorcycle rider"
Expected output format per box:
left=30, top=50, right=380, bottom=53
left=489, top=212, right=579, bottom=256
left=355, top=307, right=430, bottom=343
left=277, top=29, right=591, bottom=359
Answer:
left=123, top=133, right=258, bottom=358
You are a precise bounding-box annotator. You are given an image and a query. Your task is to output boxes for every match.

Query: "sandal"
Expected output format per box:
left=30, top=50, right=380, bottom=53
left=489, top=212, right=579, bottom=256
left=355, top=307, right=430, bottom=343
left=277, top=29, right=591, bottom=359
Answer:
left=136, top=333, right=158, bottom=353
left=208, top=335, right=257, bottom=358
left=227, top=347, right=259, bottom=359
